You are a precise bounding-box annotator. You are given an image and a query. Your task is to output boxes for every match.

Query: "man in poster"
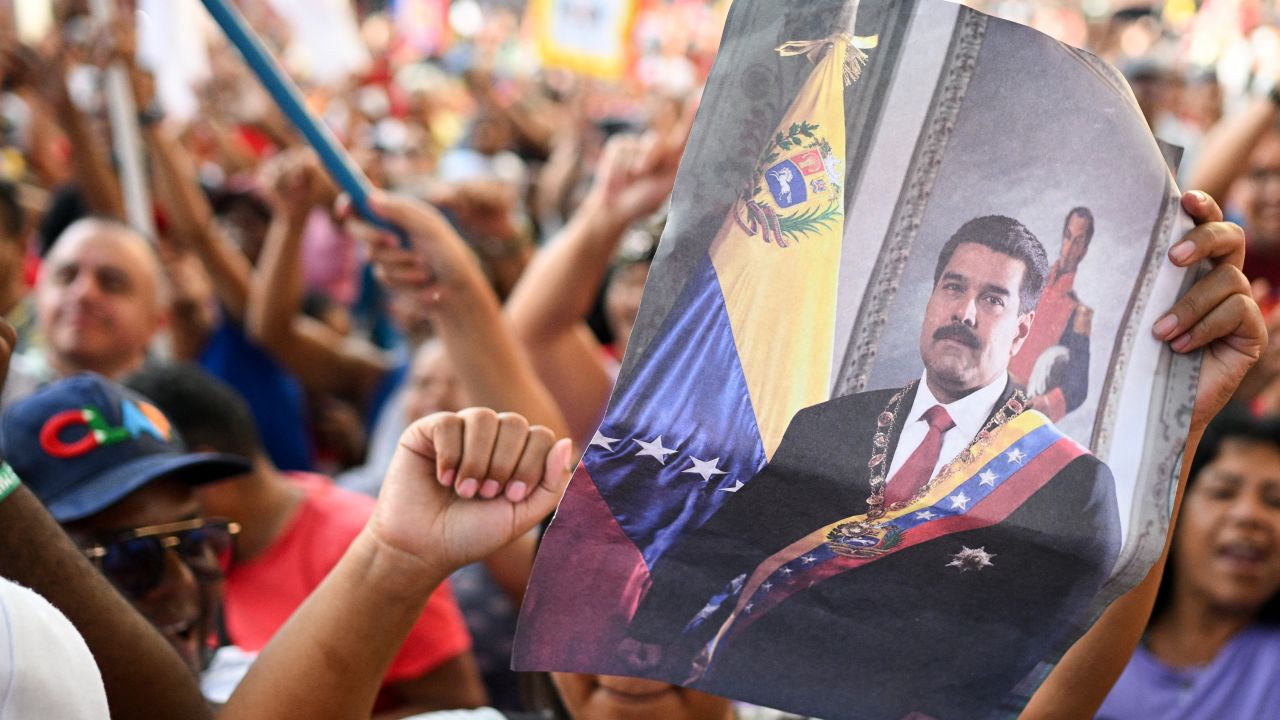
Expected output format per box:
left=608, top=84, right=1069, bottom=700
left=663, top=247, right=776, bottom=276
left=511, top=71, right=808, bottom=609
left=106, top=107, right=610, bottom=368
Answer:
left=625, top=215, right=1122, bottom=720
left=1010, top=207, right=1097, bottom=421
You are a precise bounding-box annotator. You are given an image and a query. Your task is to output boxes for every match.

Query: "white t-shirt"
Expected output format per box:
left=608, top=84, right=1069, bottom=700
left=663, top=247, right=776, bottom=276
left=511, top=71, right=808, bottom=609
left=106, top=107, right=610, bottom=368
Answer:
left=0, top=577, right=109, bottom=719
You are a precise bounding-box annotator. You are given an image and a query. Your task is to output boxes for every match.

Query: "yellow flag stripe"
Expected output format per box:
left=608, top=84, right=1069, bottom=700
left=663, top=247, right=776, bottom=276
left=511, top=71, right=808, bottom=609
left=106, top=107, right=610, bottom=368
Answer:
left=710, top=40, right=849, bottom=459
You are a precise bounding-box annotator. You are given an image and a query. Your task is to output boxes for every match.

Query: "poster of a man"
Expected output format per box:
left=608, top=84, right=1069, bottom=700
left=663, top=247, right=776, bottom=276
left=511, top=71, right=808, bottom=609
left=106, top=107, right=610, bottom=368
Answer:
left=515, top=1, right=1207, bottom=718
left=1010, top=207, right=1096, bottom=421
left=621, top=215, right=1121, bottom=720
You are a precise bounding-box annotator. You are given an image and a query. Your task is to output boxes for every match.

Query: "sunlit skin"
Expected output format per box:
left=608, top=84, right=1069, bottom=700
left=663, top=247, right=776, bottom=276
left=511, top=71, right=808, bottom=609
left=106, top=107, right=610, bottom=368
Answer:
left=1241, top=132, right=1280, bottom=252
left=605, top=261, right=650, bottom=358
left=1059, top=213, right=1091, bottom=274
left=65, top=478, right=219, bottom=674
left=918, top=243, right=1035, bottom=403
left=35, top=220, right=167, bottom=379
left=551, top=673, right=733, bottom=720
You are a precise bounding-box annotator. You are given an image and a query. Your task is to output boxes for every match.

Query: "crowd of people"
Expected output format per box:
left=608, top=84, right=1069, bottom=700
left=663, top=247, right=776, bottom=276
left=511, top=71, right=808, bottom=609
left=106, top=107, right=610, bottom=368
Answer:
left=0, top=0, right=1276, bottom=719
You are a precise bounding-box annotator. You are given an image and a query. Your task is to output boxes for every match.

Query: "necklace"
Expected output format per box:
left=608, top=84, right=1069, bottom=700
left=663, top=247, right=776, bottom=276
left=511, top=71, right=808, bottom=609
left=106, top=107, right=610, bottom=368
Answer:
left=861, top=380, right=1027, bottom=522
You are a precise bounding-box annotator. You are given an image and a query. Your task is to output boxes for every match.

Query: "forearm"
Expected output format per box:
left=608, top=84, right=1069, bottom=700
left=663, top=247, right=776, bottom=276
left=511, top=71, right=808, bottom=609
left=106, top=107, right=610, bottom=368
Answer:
left=221, top=529, right=445, bottom=720
left=1022, top=428, right=1204, bottom=719
left=144, top=124, right=253, bottom=318
left=434, top=271, right=570, bottom=438
left=55, top=93, right=125, bottom=219
left=0, top=486, right=212, bottom=720
left=1188, top=98, right=1279, bottom=202
left=246, top=210, right=309, bottom=350
left=507, top=193, right=626, bottom=344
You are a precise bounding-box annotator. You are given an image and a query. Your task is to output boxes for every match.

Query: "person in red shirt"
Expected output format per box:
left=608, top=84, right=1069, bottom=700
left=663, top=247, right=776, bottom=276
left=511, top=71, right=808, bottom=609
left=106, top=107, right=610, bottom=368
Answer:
left=125, top=363, right=485, bottom=716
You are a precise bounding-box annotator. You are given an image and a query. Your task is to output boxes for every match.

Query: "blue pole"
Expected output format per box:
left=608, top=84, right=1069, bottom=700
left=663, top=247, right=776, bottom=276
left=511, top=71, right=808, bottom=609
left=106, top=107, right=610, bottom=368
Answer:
left=198, top=0, right=404, bottom=240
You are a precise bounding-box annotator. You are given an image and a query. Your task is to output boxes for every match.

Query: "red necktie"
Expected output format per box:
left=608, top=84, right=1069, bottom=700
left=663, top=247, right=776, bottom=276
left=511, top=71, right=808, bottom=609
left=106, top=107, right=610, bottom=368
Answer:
left=883, top=405, right=955, bottom=506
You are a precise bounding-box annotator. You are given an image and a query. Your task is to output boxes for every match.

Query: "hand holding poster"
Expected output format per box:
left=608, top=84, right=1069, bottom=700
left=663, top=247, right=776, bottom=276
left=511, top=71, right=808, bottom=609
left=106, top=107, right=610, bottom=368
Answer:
left=513, top=1, right=1263, bottom=718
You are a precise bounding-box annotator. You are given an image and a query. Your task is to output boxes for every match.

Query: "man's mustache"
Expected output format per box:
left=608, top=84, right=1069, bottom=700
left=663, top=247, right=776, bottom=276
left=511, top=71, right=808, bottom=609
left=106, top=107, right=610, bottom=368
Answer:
left=933, top=323, right=980, bottom=349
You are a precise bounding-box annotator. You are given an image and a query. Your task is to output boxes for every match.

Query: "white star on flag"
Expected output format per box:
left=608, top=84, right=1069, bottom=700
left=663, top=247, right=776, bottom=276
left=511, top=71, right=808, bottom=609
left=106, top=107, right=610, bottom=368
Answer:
left=947, top=546, right=996, bottom=572
left=590, top=431, right=619, bottom=451
left=915, top=510, right=938, bottom=520
left=745, top=603, right=754, bottom=614
left=979, top=470, right=998, bottom=487
left=801, top=554, right=816, bottom=565
left=779, top=567, right=793, bottom=576
left=719, top=480, right=746, bottom=493
left=949, top=492, right=971, bottom=511
left=1006, top=448, right=1026, bottom=465
left=634, top=436, right=676, bottom=464
left=683, top=457, right=727, bottom=482
left=761, top=582, right=773, bottom=591
left=696, top=604, right=716, bottom=620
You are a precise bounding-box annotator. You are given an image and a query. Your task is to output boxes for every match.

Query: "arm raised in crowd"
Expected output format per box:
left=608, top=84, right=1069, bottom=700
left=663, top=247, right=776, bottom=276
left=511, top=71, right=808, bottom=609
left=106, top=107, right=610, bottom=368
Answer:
left=220, top=409, right=573, bottom=720
left=1024, top=191, right=1266, bottom=718
left=360, top=192, right=571, bottom=444
left=1187, top=95, right=1279, bottom=202
left=245, top=151, right=391, bottom=408
left=40, top=31, right=125, bottom=220
left=506, top=130, right=683, bottom=442
left=0, top=320, right=211, bottom=720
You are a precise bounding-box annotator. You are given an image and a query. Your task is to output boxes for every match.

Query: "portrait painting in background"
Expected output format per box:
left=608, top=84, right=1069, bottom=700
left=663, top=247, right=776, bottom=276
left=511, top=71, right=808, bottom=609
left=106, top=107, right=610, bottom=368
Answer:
left=515, top=1, right=1200, bottom=719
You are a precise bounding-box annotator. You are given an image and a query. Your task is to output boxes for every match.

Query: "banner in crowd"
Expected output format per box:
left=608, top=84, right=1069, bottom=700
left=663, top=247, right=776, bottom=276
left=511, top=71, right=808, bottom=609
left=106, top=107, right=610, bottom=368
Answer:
left=514, top=1, right=1198, bottom=718
left=527, top=0, right=638, bottom=80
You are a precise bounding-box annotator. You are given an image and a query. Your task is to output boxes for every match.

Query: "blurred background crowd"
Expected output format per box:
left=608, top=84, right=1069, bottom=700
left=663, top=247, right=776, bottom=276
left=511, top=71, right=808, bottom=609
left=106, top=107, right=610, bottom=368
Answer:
left=0, top=0, right=1277, bottom=719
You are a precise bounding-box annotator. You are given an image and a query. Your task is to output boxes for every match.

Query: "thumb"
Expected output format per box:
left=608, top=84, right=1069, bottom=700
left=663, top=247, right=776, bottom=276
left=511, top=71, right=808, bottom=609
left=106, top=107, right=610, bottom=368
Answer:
left=515, top=438, right=575, bottom=530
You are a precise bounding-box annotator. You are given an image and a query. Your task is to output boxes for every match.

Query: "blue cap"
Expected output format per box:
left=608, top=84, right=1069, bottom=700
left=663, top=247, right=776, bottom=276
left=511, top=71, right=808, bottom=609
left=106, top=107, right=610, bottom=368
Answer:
left=1, top=374, right=252, bottom=522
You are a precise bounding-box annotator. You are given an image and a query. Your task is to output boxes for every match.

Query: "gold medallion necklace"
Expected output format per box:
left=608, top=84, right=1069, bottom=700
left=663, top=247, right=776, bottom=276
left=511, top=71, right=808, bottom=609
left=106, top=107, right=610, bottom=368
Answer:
left=861, top=380, right=1027, bottom=522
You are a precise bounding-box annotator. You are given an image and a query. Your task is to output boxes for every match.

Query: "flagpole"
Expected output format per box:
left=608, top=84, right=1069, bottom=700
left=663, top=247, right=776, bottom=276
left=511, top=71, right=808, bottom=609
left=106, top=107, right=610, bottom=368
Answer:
left=88, top=0, right=156, bottom=240
left=197, top=0, right=402, bottom=239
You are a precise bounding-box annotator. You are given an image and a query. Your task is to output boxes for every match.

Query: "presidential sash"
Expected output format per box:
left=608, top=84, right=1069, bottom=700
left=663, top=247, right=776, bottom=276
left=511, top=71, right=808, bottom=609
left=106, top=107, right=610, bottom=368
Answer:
left=687, top=410, right=1088, bottom=668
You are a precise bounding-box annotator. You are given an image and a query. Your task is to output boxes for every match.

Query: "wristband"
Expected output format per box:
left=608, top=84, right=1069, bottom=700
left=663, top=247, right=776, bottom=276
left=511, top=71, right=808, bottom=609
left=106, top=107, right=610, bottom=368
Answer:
left=0, top=463, right=20, bottom=504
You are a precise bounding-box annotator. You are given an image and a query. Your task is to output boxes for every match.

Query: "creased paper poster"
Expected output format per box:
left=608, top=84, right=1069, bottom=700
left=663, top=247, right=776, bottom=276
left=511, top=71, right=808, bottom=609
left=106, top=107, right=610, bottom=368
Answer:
left=528, top=0, right=638, bottom=80
left=514, top=1, right=1199, bottom=718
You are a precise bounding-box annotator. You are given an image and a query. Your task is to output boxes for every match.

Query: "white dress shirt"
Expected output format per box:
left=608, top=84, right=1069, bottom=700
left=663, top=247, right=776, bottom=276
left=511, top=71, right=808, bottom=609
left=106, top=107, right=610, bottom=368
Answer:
left=884, top=372, right=1007, bottom=488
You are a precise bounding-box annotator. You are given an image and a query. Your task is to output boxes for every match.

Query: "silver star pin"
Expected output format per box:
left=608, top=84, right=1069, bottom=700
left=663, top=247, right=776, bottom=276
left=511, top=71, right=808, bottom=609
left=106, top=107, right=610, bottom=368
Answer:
left=634, top=436, right=676, bottom=464
left=683, top=456, right=727, bottom=482
left=947, top=546, right=996, bottom=572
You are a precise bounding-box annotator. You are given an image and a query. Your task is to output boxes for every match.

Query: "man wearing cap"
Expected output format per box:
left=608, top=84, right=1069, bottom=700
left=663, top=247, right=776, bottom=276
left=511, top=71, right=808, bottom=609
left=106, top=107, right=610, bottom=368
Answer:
left=0, top=373, right=250, bottom=676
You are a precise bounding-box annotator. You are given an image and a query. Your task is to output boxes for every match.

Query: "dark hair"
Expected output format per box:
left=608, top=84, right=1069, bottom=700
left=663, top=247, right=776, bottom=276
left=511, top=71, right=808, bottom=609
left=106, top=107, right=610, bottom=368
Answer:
left=0, top=181, right=23, bottom=242
left=932, top=215, right=1049, bottom=313
left=1150, top=405, right=1280, bottom=626
left=1063, top=206, right=1095, bottom=245
left=124, top=363, right=263, bottom=459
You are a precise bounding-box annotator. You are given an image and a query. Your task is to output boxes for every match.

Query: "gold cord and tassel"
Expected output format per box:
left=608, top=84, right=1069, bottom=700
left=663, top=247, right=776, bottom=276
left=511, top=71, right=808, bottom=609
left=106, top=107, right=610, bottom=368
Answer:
left=775, top=33, right=879, bottom=85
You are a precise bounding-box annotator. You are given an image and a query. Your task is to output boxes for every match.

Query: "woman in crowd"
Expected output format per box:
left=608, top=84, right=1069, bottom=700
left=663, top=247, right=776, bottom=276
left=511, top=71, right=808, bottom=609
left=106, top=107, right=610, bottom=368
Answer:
left=1097, top=408, right=1280, bottom=719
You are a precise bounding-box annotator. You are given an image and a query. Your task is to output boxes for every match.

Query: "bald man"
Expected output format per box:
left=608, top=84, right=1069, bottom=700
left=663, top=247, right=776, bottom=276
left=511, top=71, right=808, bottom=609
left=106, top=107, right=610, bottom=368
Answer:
left=2, top=218, right=168, bottom=408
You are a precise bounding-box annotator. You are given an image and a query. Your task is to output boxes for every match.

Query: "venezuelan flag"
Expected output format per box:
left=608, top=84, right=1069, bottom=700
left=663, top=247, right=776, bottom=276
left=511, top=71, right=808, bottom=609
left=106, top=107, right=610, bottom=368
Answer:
left=516, top=36, right=858, bottom=672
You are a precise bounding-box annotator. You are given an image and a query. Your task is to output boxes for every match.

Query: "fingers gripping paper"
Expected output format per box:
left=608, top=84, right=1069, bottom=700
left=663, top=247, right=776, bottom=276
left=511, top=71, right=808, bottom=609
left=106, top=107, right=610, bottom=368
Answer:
left=515, top=2, right=1198, bottom=718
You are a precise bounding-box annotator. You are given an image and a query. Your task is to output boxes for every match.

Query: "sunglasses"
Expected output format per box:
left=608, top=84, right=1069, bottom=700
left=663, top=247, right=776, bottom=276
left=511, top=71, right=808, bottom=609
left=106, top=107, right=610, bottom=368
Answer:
left=81, top=518, right=240, bottom=600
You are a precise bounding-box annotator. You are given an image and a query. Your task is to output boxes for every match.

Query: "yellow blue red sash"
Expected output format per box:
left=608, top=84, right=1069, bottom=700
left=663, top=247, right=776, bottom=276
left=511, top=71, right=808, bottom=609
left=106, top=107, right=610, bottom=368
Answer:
left=693, top=410, right=1087, bottom=664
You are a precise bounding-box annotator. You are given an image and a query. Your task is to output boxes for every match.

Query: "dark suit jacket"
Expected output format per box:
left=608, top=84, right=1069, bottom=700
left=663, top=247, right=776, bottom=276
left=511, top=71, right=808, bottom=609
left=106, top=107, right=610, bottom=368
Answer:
left=627, top=381, right=1122, bottom=720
